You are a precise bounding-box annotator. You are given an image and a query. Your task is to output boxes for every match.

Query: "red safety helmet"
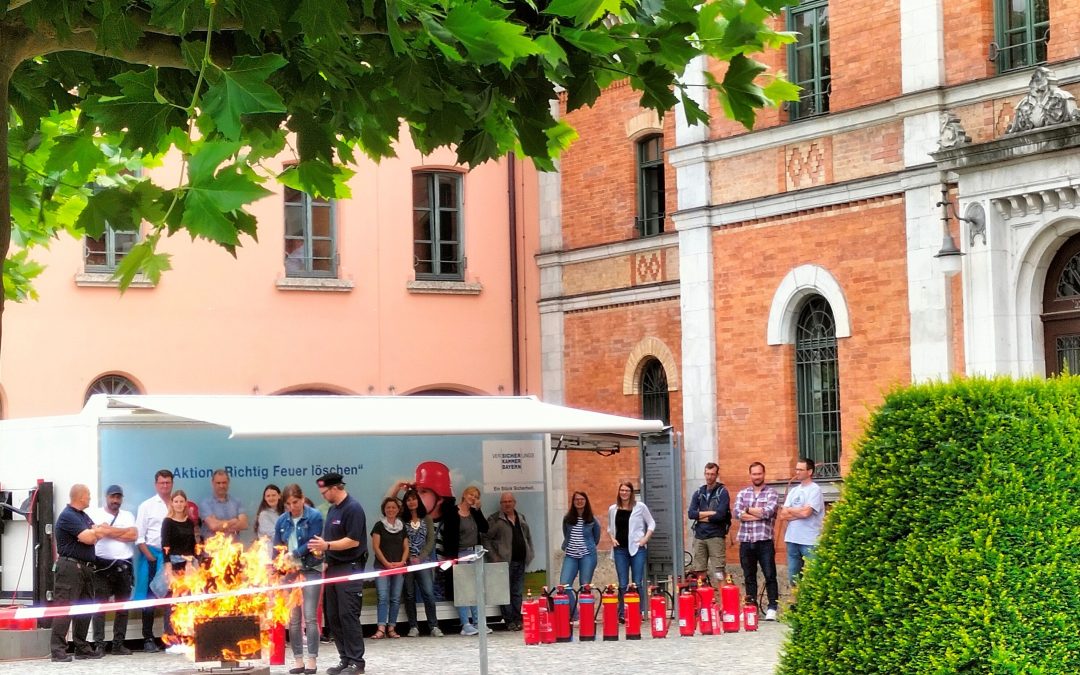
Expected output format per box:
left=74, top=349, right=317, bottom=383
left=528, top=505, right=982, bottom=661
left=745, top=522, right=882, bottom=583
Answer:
left=414, top=461, right=453, bottom=498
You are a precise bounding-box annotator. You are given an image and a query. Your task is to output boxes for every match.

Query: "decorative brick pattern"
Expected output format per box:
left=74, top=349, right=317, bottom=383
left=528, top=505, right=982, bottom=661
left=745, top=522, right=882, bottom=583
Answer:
left=784, top=140, right=831, bottom=190
left=831, top=122, right=903, bottom=183
left=562, top=256, right=632, bottom=296
left=711, top=150, right=781, bottom=204
left=994, top=98, right=1016, bottom=137
left=631, top=250, right=665, bottom=285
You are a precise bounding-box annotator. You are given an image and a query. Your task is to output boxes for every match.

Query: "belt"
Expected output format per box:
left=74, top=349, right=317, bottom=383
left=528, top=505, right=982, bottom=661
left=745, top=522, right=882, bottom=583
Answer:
left=59, top=556, right=96, bottom=569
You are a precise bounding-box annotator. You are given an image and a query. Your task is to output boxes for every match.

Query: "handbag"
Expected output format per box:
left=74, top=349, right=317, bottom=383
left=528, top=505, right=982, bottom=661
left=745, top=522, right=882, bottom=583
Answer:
left=149, top=559, right=169, bottom=598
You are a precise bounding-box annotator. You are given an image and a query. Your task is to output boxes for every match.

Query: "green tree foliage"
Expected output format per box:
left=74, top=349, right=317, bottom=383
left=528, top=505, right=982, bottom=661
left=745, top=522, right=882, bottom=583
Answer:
left=779, top=377, right=1080, bottom=674
left=0, top=0, right=798, bottom=350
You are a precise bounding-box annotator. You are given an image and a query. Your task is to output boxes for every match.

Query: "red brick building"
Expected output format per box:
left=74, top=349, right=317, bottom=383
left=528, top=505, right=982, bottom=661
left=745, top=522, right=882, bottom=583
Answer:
left=539, top=0, right=1080, bottom=578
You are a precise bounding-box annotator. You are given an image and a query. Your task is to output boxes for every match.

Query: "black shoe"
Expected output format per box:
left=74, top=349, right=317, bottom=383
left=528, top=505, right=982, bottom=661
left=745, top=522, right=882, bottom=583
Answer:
left=51, top=654, right=73, bottom=663
left=92, top=644, right=106, bottom=658
left=143, top=638, right=160, bottom=653
left=75, top=649, right=104, bottom=660
left=113, top=642, right=133, bottom=655
left=320, top=632, right=334, bottom=644
left=341, top=664, right=365, bottom=674
left=327, top=662, right=350, bottom=675
left=289, top=667, right=307, bottom=674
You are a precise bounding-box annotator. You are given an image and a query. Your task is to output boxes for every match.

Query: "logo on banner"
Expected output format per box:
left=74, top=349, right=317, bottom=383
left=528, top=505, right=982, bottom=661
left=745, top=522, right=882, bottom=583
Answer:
left=482, top=440, right=543, bottom=492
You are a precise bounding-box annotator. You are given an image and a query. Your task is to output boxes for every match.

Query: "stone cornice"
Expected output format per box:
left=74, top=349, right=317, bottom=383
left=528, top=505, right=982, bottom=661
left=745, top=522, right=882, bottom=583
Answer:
left=536, top=231, right=679, bottom=268
left=931, top=122, right=1080, bottom=172
left=667, top=60, right=1080, bottom=165
left=538, top=281, right=679, bottom=313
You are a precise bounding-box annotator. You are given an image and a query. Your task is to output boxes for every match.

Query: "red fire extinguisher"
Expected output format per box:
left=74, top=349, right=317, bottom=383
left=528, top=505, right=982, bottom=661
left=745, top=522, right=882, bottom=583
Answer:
left=720, top=573, right=741, bottom=633
left=696, top=581, right=716, bottom=635
left=601, top=584, right=620, bottom=642
left=677, top=579, right=698, bottom=637
left=269, top=621, right=286, bottom=665
left=743, top=597, right=759, bottom=631
left=578, top=584, right=600, bottom=642
left=522, top=590, right=541, bottom=645
left=539, top=588, right=556, bottom=644
left=649, top=585, right=668, bottom=638
left=551, top=585, right=572, bottom=643
left=624, top=583, right=642, bottom=640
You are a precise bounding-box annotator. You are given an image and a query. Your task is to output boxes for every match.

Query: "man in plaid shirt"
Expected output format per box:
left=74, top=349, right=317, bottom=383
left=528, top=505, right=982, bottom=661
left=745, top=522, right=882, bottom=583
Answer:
left=734, top=462, right=779, bottom=620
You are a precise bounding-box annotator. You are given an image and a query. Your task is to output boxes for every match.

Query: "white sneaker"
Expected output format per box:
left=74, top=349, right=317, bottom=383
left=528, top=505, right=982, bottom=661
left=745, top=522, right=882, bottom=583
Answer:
left=765, top=608, right=778, bottom=621
left=484, top=626, right=493, bottom=634
left=461, top=624, right=479, bottom=636
left=431, top=627, right=444, bottom=637
left=407, top=626, right=420, bottom=637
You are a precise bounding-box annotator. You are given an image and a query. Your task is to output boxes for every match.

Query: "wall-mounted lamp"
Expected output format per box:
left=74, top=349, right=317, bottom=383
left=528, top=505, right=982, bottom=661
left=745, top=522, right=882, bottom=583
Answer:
left=935, top=185, right=969, bottom=277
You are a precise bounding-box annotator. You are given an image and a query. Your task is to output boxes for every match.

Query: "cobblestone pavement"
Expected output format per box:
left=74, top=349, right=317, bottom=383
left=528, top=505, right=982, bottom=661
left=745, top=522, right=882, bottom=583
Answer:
left=0, top=622, right=787, bottom=674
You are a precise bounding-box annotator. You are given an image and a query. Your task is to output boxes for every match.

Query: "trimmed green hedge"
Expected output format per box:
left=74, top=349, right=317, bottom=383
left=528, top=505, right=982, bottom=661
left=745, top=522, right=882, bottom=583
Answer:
left=779, top=377, right=1080, bottom=674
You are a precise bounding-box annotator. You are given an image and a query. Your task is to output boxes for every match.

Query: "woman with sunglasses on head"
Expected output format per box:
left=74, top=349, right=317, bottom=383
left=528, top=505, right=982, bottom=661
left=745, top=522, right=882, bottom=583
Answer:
left=608, top=481, right=655, bottom=621
left=273, top=484, right=324, bottom=675
left=401, top=489, right=442, bottom=637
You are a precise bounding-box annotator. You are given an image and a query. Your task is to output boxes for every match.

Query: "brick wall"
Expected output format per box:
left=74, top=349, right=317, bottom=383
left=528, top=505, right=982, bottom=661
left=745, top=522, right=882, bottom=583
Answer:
left=829, top=0, right=902, bottom=110
left=561, top=245, right=678, bottom=296
left=562, top=299, right=683, bottom=550
left=944, top=0, right=995, bottom=86
left=711, top=197, right=912, bottom=494
left=1048, top=0, right=1080, bottom=62
left=560, top=86, right=678, bottom=250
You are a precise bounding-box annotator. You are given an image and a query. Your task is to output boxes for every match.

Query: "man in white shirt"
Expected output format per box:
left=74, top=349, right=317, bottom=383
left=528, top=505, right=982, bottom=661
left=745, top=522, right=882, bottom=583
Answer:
left=779, top=457, right=825, bottom=587
left=88, top=484, right=137, bottom=656
left=134, top=469, right=173, bottom=653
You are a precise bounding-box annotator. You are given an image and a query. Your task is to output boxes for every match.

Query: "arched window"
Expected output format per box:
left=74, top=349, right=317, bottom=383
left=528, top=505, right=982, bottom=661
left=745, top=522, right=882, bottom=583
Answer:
left=84, top=374, right=141, bottom=402
left=640, top=358, right=670, bottom=425
left=1041, top=233, right=1080, bottom=376
left=795, top=296, right=841, bottom=478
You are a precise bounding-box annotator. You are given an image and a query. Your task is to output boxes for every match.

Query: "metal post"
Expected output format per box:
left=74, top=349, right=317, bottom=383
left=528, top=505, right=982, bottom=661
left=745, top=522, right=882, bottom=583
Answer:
left=474, top=547, right=488, bottom=675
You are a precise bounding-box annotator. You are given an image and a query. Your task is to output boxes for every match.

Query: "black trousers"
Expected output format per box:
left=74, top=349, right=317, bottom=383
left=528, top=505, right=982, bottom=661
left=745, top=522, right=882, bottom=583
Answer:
left=739, top=539, right=779, bottom=610
left=141, top=556, right=160, bottom=640
left=324, top=561, right=365, bottom=668
left=92, top=559, right=133, bottom=644
left=51, top=558, right=96, bottom=658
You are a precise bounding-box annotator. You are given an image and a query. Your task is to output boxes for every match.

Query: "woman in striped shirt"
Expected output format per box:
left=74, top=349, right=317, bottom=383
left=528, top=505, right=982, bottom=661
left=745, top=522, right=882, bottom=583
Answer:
left=559, top=491, right=601, bottom=617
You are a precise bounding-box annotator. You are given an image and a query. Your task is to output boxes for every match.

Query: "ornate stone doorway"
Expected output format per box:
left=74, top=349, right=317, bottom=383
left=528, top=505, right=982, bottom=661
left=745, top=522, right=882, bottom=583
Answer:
left=1042, top=233, right=1080, bottom=375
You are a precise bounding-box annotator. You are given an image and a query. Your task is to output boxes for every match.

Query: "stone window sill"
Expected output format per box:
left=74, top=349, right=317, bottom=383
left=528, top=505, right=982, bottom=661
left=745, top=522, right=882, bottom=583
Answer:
left=75, top=272, right=155, bottom=288
left=406, top=279, right=483, bottom=295
left=276, top=277, right=355, bottom=292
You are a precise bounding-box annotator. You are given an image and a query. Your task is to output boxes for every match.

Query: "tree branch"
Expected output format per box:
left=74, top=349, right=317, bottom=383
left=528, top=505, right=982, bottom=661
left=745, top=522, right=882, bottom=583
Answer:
left=20, top=29, right=191, bottom=68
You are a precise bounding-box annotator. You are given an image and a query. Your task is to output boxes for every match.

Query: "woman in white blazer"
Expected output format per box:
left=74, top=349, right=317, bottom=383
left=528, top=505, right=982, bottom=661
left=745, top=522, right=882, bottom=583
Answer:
left=607, top=481, right=655, bottom=620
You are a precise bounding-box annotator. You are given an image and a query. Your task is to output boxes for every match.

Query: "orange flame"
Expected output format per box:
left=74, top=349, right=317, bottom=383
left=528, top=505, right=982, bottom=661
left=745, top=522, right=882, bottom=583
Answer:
left=166, top=533, right=300, bottom=660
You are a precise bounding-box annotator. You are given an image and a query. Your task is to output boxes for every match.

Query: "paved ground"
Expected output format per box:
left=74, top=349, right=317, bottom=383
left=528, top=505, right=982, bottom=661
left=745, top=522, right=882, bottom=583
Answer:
left=0, top=622, right=788, bottom=674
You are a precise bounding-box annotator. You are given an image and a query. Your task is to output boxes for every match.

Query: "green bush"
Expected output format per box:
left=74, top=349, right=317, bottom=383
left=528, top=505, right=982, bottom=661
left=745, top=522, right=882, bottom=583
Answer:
left=778, top=377, right=1080, bottom=675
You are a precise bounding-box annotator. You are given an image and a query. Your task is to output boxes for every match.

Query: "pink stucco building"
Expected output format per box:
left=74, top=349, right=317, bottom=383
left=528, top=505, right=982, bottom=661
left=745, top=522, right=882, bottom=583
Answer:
left=0, top=139, right=541, bottom=418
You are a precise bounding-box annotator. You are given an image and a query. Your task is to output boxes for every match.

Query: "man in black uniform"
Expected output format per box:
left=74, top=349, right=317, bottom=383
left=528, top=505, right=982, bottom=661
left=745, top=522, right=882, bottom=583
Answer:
left=310, top=472, right=368, bottom=675
left=51, top=484, right=105, bottom=662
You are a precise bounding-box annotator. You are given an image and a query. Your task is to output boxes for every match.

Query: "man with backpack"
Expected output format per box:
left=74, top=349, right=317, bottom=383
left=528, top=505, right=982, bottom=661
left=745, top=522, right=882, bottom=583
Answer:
left=687, top=462, right=730, bottom=581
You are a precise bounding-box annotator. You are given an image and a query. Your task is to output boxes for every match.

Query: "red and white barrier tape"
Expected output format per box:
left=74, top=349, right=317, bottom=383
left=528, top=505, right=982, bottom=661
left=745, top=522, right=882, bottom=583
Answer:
left=2, top=552, right=481, bottom=620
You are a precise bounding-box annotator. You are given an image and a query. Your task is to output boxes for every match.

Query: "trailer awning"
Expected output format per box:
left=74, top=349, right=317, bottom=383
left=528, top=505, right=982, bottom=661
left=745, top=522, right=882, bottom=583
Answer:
left=102, top=395, right=664, bottom=439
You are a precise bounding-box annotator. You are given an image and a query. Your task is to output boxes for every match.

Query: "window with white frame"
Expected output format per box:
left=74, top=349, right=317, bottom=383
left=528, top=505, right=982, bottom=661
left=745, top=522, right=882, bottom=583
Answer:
left=413, top=171, right=464, bottom=280
left=284, top=186, right=337, bottom=277
left=84, top=226, right=137, bottom=272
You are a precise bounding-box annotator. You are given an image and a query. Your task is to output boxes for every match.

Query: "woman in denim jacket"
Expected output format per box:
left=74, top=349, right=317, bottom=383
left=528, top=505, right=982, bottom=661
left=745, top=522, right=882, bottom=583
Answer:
left=273, top=484, right=325, bottom=675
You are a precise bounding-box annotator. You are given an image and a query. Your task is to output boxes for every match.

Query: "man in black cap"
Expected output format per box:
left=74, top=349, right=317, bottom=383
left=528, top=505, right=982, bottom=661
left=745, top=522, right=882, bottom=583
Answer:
left=51, top=484, right=105, bottom=662
left=88, top=484, right=138, bottom=656
left=310, top=472, right=368, bottom=675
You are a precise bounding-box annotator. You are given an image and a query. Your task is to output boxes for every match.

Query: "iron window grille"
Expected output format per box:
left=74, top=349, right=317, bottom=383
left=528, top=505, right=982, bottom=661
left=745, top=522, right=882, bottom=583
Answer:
left=640, top=358, right=671, bottom=426
left=795, top=296, right=841, bottom=479
left=413, top=172, right=464, bottom=280
left=636, top=135, right=665, bottom=237
left=84, top=226, right=138, bottom=272
left=992, top=0, right=1049, bottom=73
left=284, top=187, right=337, bottom=278
left=786, top=0, right=831, bottom=121
left=85, top=374, right=141, bottom=402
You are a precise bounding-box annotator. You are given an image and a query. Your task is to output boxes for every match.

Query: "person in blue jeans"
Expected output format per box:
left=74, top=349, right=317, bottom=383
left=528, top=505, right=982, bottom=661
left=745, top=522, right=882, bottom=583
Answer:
left=779, top=457, right=825, bottom=590
left=558, top=491, right=600, bottom=619
left=607, top=481, right=655, bottom=621
left=371, top=497, right=410, bottom=639
left=273, top=484, right=324, bottom=675
left=401, top=489, right=442, bottom=637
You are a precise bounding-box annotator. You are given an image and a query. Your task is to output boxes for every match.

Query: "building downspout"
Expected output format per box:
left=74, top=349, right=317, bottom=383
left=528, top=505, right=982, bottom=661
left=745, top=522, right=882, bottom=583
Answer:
left=508, top=154, right=521, bottom=395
